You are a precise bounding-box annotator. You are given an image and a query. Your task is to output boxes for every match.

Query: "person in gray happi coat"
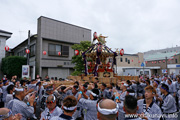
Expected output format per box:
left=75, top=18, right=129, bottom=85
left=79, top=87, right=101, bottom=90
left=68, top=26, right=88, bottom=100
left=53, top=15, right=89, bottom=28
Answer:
left=35, top=81, right=45, bottom=119
left=119, top=83, right=128, bottom=101
left=50, top=95, right=77, bottom=120
left=40, top=94, right=62, bottom=120
left=7, top=87, right=35, bottom=120
left=176, top=76, right=180, bottom=91
left=0, top=108, right=22, bottom=120
left=131, top=81, right=137, bottom=95
left=124, top=95, right=143, bottom=120
left=0, top=81, right=3, bottom=108
left=28, top=79, right=38, bottom=91
left=126, top=80, right=132, bottom=90
left=63, top=85, right=80, bottom=119
left=40, top=85, right=54, bottom=111
left=56, top=86, right=67, bottom=107
left=36, top=81, right=45, bottom=102
left=153, top=80, right=161, bottom=105
left=137, top=85, right=162, bottom=120
left=159, top=84, right=178, bottom=120
left=76, top=83, right=91, bottom=119
left=63, top=85, right=80, bottom=99
left=78, top=88, right=100, bottom=120
left=166, top=79, right=176, bottom=97
left=100, top=83, right=112, bottom=99
left=115, top=89, right=136, bottom=120
left=5, top=85, right=15, bottom=107
left=136, top=81, right=144, bottom=99
left=82, top=84, right=91, bottom=97
left=2, top=80, right=10, bottom=103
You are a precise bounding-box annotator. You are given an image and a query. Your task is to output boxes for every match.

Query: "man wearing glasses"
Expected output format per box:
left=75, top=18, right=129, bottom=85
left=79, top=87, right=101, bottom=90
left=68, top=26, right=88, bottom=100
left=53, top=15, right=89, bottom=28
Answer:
left=40, top=94, right=62, bottom=120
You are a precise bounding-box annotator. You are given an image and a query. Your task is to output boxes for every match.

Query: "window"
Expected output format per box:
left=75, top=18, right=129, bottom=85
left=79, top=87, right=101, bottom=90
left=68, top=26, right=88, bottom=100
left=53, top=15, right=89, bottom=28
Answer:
left=56, top=45, right=61, bottom=55
left=176, top=59, right=178, bottom=63
left=120, top=58, right=123, bottom=62
left=48, top=44, right=61, bottom=56
left=62, top=46, right=69, bottom=56
left=64, top=62, right=66, bottom=65
left=49, top=44, right=55, bottom=55
left=48, top=44, right=69, bottom=56
left=30, top=44, right=35, bottom=57
left=128, top=60, right=130, bottom=64
left=17, top=52, right=20, bottom=56
left=17, top=50, right=25, bottom=57
left=125, top=58, right=127, bottom=62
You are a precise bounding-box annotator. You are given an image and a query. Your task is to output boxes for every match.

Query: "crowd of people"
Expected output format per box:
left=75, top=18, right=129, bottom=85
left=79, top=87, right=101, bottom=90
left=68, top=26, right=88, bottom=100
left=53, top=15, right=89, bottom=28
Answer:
left=0, top=74, right=179, bottom=120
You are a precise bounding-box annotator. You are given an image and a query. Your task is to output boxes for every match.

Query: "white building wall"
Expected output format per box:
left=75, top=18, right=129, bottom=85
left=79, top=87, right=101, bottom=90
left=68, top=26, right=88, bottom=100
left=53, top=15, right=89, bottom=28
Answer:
left=123, top=69, right=136, bottom=76
left=0, top=36, right=8, bottom=76
left=116, top=67, right=123, bottom=76
left=122, top=68, right=151, bottom=77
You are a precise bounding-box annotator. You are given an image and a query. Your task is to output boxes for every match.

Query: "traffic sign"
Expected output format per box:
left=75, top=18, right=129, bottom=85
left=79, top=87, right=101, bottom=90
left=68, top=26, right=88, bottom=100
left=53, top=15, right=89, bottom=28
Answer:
left=141, top=62, right=144, bottom=67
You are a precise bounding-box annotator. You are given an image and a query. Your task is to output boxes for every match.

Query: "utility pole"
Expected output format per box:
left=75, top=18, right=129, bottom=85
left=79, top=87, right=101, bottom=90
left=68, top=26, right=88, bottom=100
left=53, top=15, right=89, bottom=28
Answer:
left=165, top=56, right=168, bottom=74
left=115, top=48, right=119, bottom=75
left=143, top=58, right=145, bottom=76
left=27, top=30, right=30, bottom=65
left=143, top=65, right=144, bottom=75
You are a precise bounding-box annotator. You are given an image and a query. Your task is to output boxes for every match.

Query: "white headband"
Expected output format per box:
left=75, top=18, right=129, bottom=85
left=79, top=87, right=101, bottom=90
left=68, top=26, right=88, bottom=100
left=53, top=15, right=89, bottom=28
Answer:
left=0, top=110, right=12, bottom=119
left=97, top=102, right=119, bottom=115
left=129, top=93, right=135, bottom=96
left=63, top=105, right=77, bottom=111
left=15, top=88, right=24, bottom=91
left=90, top=91, right=98, bottom=97
left=43, top=83, right=48, bottom=86
left=124, top=83, right=129, bottom=87
left=31, top=84, right=36, bottom=87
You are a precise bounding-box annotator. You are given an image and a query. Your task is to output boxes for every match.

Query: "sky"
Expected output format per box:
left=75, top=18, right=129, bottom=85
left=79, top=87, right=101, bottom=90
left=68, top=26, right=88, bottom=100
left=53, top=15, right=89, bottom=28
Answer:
left=1, top=0, right=180, bottom=54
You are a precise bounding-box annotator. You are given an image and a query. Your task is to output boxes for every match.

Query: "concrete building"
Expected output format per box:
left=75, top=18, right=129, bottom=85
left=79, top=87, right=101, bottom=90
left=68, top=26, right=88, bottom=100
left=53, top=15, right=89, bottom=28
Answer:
left=11, top=16, right=91, bottom=79
left=114, top=46, right=180, bottom=76
left=122, top=66, right=160, bottom=77
left=145, top=50, right=180, bottom=75
left=144, top=46, right=180, bottom=56
left=0, top=29, right=12, bottom=77
left=113, top=52, right=145, bottom=76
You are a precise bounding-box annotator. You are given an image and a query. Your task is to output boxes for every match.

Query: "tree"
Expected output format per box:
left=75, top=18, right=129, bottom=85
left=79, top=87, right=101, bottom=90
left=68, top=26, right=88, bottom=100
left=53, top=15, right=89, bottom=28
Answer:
left=71, top=41, right=91, bottom=76
left=1, top=56, right=27, bottom=79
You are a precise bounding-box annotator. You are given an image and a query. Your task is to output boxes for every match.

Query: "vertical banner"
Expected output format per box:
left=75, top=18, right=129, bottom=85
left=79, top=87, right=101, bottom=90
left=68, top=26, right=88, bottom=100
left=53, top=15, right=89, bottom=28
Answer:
left=22, top=65, right=29, bottom=78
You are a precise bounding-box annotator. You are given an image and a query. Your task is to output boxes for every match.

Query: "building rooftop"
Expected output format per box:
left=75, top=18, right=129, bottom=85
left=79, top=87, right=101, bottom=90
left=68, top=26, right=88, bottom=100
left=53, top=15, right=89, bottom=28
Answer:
left=11, top=34, right=37, bottom=50
left=123, top=53, right=138, bottom=56
left=0, top=29, right=12, bottom=34
left=39, top=16, right=91, bottom=31
left=122, top=66, right=161, bottom=69
left=0, top=29, right=12, bottom=40
left=145, top=52, right=178, bottom=61
left=144, top=46, right=180, bottom=55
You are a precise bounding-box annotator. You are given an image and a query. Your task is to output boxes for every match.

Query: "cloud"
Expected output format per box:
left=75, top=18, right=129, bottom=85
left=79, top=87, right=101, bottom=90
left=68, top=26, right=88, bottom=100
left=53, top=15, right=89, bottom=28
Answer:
left=1, top=0, right=180, bottom=54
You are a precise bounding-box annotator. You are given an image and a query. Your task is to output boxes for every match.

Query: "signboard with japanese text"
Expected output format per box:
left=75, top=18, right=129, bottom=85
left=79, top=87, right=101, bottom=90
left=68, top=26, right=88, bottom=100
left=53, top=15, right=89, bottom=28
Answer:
left=22, top=65, right=29, bottom=78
